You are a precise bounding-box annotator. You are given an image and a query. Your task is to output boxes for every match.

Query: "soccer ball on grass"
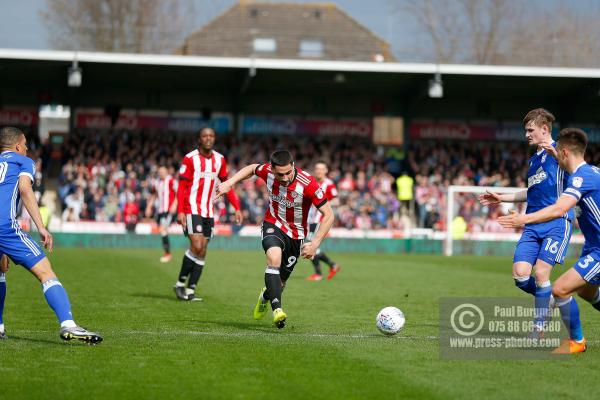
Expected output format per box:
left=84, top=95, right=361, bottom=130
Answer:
left=376, top=306, right=405, bottom=335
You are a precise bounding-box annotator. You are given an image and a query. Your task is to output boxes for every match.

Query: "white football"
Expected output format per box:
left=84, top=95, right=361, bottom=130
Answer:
left=376, top=306, right=405, bottom=335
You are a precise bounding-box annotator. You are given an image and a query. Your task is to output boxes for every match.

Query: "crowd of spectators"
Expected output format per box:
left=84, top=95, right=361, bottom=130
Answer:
left=38, top=130, right=600, bottom=232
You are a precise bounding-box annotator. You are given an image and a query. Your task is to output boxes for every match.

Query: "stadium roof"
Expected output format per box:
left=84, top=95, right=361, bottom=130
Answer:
left=1, top=48, right=600, bottom=122
left=3, top=48, right=600, bottom=78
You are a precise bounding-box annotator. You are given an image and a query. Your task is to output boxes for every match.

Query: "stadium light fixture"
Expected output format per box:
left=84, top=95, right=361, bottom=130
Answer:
left=334, top=73, right=346, bottom=83
left=428, top=73, right=443, bottom=98
left=68, top=59, right=82, bottom=87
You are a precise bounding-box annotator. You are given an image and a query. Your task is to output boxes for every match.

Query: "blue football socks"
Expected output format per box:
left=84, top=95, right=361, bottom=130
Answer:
left=555, top=296, right=584, bottom=341
left=514, top=275, right=536, bottom=295
left=42, top=279, right=76, bottom=328
left=534, top=280, right=552, bottom=326
left=0, top=273, right=6, bottom=327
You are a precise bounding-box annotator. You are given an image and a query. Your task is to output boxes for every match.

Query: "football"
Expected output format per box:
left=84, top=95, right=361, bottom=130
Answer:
left=376, top=307, right=405, bottom=335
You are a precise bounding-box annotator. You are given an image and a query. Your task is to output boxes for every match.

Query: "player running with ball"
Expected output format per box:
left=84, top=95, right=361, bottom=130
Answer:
left=479, top=108, right=572, bottom=336
left=216, top=150, right=334, bottom=328
left=499, top=128, right=596, bottom=354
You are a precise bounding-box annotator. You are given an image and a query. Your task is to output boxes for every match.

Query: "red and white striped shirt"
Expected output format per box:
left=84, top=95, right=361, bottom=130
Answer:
left=153, top=175, right=176, bottom=213
left=255, top=163, right=327, bottom=239
left=178, top=149, right=240, bottom=217
left=308, top=178, right=337, bottom=224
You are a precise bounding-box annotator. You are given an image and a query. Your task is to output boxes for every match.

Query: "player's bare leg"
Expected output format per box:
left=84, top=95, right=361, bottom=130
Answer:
left=29, top=258, right=102, bottom=344
left=551, top=268, right=586, bottom=354
left=159, top=225, right=172, bottom=263
left=513, top=261, right=535, bottom=294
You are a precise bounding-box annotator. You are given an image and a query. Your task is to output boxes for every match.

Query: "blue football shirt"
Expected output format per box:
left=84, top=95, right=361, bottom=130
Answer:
left=0, top=151, right=36, bottom=224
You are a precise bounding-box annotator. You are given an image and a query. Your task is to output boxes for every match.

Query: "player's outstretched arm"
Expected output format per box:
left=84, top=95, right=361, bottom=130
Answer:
left=216, top=164, right=259, bottom=199
left=478, top=189, right=527, bottom=205
left=301, top=202, right=334, bottom=259
left=18, top=175, right=53, bottom=252
left=498, top=194, right=576, bottom=228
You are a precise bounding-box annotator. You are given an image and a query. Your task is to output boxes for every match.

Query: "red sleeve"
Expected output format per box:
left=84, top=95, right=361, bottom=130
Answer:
left=327, top=183, right=338, bottom=200
left=307, top=177, right=327, bottom=208
left=177, top=179, right=189, bottom=213
left=177, top=158, right=193, bottom=213
left=179, top=156, right=194, bottom=181
left=218, top=157, right=228, bottom=181
left=254, top=163, right=271, bottom=182
left=226, top=189, right=241, bottom=211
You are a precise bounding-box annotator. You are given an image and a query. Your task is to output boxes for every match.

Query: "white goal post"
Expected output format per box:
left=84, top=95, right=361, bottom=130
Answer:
left=445, top=185, right=523, bottom=256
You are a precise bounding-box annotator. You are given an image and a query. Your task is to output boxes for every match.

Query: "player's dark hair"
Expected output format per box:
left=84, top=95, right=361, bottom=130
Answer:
left=523, top=108, right=555, bottom=130
left=270, top=150, right=294, bottom=167
left=0, top=127, right=24, bottom=150
left=199, top=127, right=215, bottom=137
left=557, top=128, right=588, bottom=155
left=314, top=160, right=328, bottom=168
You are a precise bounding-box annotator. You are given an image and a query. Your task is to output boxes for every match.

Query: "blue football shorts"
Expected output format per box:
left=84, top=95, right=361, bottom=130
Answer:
left=513, top=218, right=572, bottom=267
left=0, top=222, right=46, bottom=269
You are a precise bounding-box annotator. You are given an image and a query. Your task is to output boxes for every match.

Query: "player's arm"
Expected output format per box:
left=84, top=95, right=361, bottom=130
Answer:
left=18, top=175, right=53, bottom=251
left=169, top=179, right=178, bottom=214
left=478, top=189, right=527, bottom=205
left=301, top=202, right=334, bottom=260
left=176, top=178, right=190, bottom=226
left=169, top=198, right=178, bottom=215
left=498, top=194, right=576, bottom=228
left=0, top=255, right=8, bottom=273
left=216, top=164, right=259, bottom=199
left=217, top=160, right=243, bottom=223
left=176, top=158, right=194, bottom=227
left=145, top=193, right=156, bottom=217
left=309, top=202, right=333, bottom=247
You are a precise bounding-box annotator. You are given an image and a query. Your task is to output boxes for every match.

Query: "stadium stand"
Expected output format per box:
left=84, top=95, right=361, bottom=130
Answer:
left=48, top=129, right=599, bottom=233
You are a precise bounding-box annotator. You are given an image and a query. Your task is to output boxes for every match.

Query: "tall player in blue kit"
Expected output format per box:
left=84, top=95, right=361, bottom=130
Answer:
left=0, top=127, right=102, bottom=343
left=499, top=127, right=596, bottom=354
left=479, top=109, right=572, bottom=333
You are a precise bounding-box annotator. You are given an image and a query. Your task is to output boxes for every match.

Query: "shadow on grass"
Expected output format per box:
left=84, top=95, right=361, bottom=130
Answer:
left=130, top=292, right=179, bottom=301
left=7, top=335, right=68, bottom=346
left=196, top=319, right=275, bottom=333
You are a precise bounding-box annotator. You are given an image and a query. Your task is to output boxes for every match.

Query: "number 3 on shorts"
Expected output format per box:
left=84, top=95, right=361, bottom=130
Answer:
left=578, top=254, right=595, bottom=269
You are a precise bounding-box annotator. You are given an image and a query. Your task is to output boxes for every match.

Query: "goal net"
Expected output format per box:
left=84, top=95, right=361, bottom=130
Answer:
left=445, top=185, right=525, bottom=256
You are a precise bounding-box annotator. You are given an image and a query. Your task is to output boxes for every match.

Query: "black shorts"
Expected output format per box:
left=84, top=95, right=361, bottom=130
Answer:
left=261, top=222, right=303, bottom=282
left=184, top=214, right=214, bottom=239
left=157, top=212, right=175, bottom=228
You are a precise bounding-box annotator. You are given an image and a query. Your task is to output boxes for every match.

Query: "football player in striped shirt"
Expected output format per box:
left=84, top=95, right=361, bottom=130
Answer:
left=146, top=166, right=178, bottom=263
left=217, top=150, right=334, bottom=328
left=174, top=128, right=242, bottom=301
left=306, top=161, right=341, bottom=281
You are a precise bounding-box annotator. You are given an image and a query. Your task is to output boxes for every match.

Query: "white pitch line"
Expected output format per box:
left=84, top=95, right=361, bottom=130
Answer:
left=114, top=331, right=439, bottom=340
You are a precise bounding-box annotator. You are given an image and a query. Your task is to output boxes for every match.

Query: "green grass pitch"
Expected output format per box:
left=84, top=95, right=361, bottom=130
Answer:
left=0, top=248, right=598, bottom=399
